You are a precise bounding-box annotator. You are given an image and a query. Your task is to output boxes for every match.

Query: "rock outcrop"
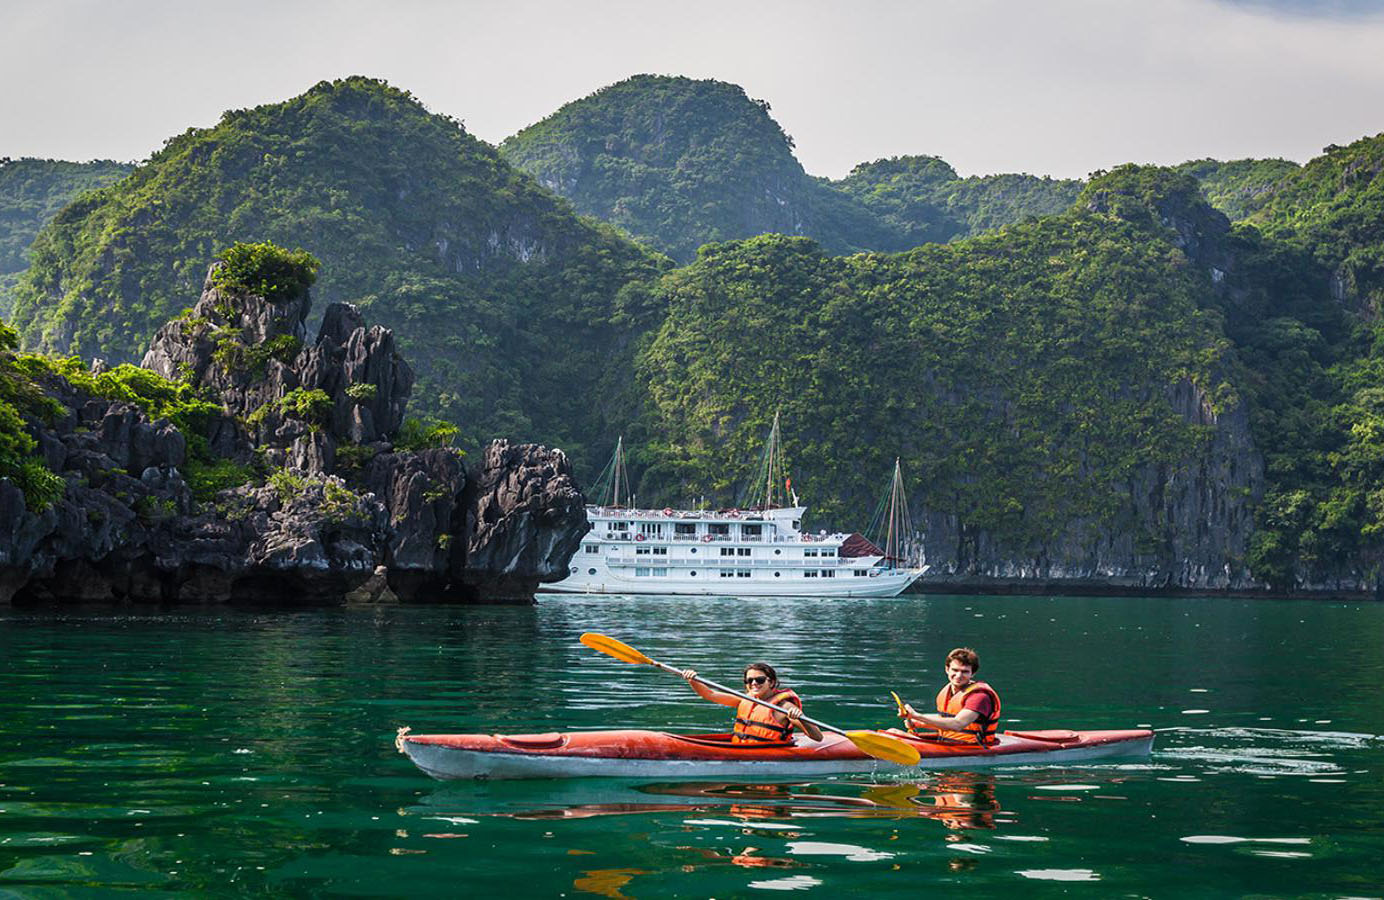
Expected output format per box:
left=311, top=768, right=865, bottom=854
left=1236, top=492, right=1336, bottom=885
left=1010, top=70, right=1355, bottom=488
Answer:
left=1, top=263, right=588, bottom=605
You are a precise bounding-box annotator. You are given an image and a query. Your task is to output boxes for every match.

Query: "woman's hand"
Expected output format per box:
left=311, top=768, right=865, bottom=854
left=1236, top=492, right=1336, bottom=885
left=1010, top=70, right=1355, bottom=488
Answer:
left=782, top=703, right=803, bottom=722
left=902, top=703, right=918, bottom=719
left=681, top=668, right=697, bottom=682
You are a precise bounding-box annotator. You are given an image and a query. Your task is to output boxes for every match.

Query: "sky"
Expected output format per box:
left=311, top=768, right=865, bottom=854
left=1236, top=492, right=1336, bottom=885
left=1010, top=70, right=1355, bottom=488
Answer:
left=4, top=0, right=1384, bottom=180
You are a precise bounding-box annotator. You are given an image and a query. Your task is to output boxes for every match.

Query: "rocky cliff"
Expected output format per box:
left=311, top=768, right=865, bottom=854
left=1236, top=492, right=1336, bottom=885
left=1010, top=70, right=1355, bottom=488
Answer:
left=0, top=259, right=588, bottom=605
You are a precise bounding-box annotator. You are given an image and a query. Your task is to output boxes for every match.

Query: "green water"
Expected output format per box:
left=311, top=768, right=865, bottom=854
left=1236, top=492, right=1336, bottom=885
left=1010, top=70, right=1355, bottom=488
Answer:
left=1, top=595, right=1381, bottom=896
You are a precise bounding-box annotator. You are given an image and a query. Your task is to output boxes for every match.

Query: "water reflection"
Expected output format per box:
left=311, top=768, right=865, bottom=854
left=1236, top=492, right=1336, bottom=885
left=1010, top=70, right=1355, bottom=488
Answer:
left=408, top=771, right=1004, bottom=830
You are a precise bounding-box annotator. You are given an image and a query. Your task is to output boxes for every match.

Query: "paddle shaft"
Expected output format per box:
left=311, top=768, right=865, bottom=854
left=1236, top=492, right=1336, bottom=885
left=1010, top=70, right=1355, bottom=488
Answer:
left=649, top=660, right=846, bottom=739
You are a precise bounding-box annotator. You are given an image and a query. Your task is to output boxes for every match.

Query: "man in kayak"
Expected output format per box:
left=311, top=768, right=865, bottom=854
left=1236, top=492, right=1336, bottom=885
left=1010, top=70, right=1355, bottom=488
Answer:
left=901, top=647, right=1002, bottom=747
left=681, top=662, right=824, bottom=743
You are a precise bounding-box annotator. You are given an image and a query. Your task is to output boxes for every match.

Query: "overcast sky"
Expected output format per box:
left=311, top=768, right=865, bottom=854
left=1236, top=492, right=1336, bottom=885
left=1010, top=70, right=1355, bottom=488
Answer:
left=4, top=0, right=1384, bottom=180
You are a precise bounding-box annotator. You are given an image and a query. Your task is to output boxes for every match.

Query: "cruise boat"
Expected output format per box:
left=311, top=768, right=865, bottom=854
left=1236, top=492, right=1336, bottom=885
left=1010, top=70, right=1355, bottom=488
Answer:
left=540, top=419, right=924, bottom=597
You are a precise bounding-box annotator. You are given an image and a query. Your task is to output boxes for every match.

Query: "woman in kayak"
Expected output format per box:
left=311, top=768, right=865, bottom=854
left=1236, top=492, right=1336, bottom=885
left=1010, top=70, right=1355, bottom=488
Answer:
left=681, top=662, right=824, bottom=743
left=901, top=647, right=1002, bottom=746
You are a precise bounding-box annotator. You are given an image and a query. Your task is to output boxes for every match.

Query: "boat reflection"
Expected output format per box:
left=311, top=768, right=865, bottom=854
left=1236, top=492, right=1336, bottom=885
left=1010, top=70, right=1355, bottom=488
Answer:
left=408, top=772, right=1002, bottom=830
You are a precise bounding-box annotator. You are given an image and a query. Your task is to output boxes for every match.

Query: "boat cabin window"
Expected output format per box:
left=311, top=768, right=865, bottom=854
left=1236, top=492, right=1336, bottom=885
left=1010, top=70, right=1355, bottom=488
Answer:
left=585, top=544, right=599, bottom=553
left=854, top=570, right=867, bottom=576
left=820, top=548, right=836, bottom=557
left=821, top=569, right=835, bottom=578
left=610, top=521, right=629, bottom=532
left=804, top=548, right=819, bottom=558
left=720, top=547, right=735, bottom=557
left=708, top=523, right=730, bottom=536
left=674, top=523, right=697, bottom=538
left=639, top=522, right=664, bottom=537
left=791, top=520, right=801, bottom=530
left=741, top=523, right=762, bottom=541
left=804, top=570, right=818, bottom=578
left=736, top=569, right=751, bottom=578
left=736, top=547, right=751, bottom=557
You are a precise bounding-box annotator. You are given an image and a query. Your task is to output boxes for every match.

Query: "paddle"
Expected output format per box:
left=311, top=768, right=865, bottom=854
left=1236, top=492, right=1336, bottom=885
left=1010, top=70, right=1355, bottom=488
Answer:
left=890, top=690, right=922, bottom=735
left=579, top=632, right=921, bottom=766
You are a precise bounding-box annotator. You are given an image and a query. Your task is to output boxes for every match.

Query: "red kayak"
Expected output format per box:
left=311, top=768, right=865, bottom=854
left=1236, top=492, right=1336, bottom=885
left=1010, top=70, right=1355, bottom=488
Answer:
left=397, top=726, right=1154, bottom=780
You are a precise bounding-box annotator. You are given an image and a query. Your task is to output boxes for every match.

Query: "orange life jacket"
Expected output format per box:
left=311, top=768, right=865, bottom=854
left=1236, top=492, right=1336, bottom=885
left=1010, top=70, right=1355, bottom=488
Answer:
left=732, top=687, right=802, bottom=743
left=934, top=681, right=1001, bottom=746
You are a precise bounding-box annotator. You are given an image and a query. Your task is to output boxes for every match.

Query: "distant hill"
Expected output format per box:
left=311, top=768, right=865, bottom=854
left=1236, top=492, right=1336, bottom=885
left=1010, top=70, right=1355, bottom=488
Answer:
left=1173, top=157, right=1299, bottom=221
left=0, top=158, right=131, bottom=318
left=832, top=155, right=1084, bottom=243
left=499, top=75, right=898, bottom=261
left=1244, top=133, right=1384, bottom=308
left=8, top=77, right=666, bottom=467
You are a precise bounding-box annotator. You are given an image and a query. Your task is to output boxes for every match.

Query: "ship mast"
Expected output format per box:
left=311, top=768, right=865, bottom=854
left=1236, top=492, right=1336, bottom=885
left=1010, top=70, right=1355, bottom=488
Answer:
left=590, top=436, right=631, bottom=508
left=611, top=436, right=628, bottom=508
left=868, top=458, right=915, bottom=568
left=743, top=411, right=791, bottom=510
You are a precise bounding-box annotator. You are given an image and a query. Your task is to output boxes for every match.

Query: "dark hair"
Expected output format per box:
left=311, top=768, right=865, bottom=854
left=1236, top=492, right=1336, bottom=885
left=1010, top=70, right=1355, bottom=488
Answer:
left=743, top=661, right=779, bottom=685
left=945, top=647, right=980, bottom=673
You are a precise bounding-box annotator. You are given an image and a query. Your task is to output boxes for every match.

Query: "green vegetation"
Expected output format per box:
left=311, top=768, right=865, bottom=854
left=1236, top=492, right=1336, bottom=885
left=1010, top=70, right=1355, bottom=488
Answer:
left=636, top=206, right=1231, bottom=541
left=833, top=156, right=1084, bottom=244
left=10, top=76, right=666, bottom=474
left=209, top=241, right=318, bottom=302
left=13, top=355, right=221, bottom=434
left=500, top=75, right=904, bottom=261
left=395, top=416, right=461, bottom=452
left=12, top=74, right=1384, bottom=589
left=501, top=78, right=1085, bottom=262
left=1173, top=157, right=1299, bottom=221
left=344, top=382, right=376, bottom=402
left=0, top=321, right=65, bottom=510
left=0, top=158, right=131, bottom=318
left=277, top=387, right=332, bottom=424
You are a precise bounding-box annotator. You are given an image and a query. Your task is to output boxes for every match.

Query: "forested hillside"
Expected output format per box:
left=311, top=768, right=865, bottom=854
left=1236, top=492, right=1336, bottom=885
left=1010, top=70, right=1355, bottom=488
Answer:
left=832, top=156, right=1083, bottom=244
left=632, top=169, right=1258, bottom=583
left=499, top=75, right=897, bottom=262
left=1221, top=134, right=1384, bottom=586
left=7, top=75, right=1384, bottom=591
left=8, top=77, right=667, bottom=469
left=0, top=158, right=131, bottom=318
left=1173, top=157, right=1299, bottom=221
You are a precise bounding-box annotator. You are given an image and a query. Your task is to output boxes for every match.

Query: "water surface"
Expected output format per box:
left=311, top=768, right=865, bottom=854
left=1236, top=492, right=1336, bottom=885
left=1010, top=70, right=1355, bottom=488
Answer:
left=1, top=595, right=1381, bottom=895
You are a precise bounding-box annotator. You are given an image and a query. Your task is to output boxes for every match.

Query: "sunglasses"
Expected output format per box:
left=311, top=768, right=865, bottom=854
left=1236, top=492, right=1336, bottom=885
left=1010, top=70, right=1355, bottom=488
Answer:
left=744, top=676, right=770, bottom=686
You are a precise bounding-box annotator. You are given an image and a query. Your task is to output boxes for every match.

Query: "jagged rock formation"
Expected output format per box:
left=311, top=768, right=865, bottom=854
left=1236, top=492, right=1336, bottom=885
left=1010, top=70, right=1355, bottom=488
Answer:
left=1, top=264, right=589, bottom=605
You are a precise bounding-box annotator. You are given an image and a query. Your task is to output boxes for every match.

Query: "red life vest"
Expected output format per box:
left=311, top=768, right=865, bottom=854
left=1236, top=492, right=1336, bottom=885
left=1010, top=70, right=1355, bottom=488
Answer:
left=732, top=687, right=802, bottom=743
left=934, top=680, right=1001, bottom=746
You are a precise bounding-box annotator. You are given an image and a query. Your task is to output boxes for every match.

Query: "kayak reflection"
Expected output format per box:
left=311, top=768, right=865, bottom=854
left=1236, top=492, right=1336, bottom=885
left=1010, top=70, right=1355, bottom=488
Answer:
left=408, top=773, right=1002, bottom=829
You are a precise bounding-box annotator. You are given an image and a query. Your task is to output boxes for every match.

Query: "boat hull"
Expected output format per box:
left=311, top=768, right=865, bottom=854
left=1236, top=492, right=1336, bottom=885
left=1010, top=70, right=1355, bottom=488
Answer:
left=398, top=728, right=1154, bottom=780
left=537, top=574, right=917, bottom=598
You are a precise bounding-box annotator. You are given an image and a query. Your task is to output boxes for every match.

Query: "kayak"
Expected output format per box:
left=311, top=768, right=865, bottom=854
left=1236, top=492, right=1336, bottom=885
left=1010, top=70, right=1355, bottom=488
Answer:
left=396, top=726, right=1155, bottom=780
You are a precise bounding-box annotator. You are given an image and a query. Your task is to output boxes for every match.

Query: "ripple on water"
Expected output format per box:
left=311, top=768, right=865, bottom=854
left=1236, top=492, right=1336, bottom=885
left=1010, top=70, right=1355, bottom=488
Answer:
left=1016, top=869, right=1101, bottom=881
left=748, top=874, right=823, bottom=891
left=785, top=841, right=894, bottom=862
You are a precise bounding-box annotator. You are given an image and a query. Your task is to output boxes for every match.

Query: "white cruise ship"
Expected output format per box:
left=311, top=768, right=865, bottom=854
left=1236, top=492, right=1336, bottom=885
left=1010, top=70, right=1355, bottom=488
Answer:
left=540, top=419, right=925, bottom=597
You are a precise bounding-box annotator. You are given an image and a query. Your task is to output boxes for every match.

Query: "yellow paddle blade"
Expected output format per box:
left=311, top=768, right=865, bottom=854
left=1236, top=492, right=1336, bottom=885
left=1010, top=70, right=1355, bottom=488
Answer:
left=890, top=690, right=907, bottom=717
left=843, top=730, right=922, bottom=766
left=579, top=632, right=654, bottom=666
